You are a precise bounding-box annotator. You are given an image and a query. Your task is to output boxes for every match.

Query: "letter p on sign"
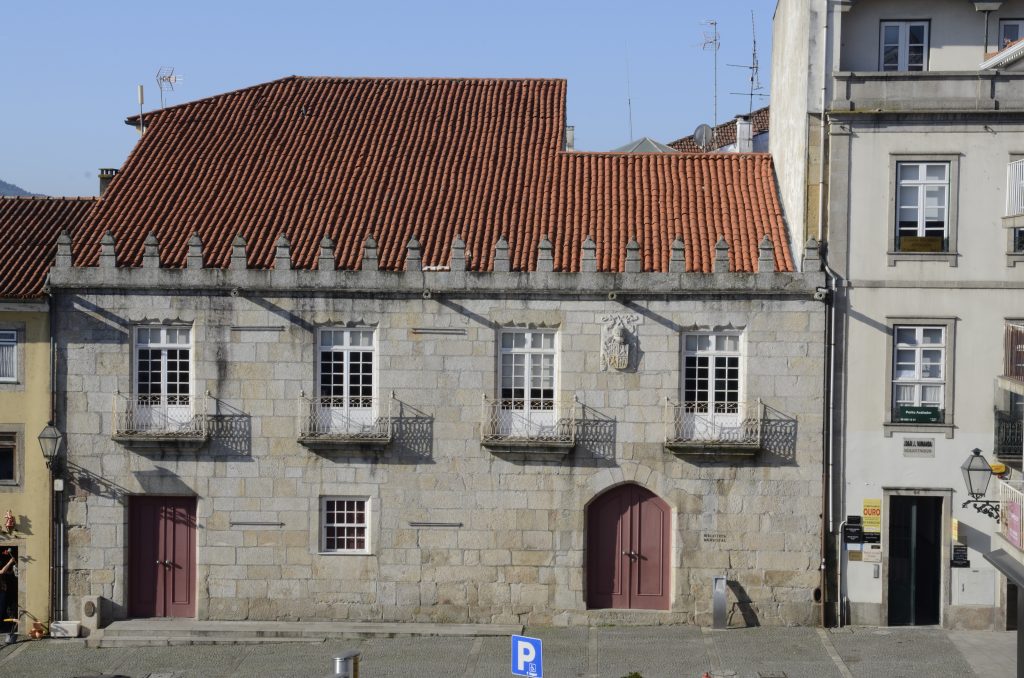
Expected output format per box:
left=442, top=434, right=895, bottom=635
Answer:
left=511, top=634, right=543, bottom=677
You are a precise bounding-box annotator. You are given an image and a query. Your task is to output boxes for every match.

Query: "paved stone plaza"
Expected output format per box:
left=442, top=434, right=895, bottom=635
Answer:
left=0, top=625, right=1012, bottom=677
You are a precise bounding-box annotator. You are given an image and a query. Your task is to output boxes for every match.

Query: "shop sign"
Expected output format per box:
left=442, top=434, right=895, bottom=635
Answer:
left=902, top=438, right=935, bottom=458
left=894, top=406, right=942, bottom=423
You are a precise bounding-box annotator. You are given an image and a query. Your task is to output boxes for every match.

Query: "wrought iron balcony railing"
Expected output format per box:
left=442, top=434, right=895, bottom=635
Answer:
left=112, top=392, right=208, bottom=440
left=665, top=398, right=763, bottom=453
left=995, top=410, right=1023, bottom=462
left=480, top=395, right=576, bottom=447
left=298, top=393, right=393, bottom=446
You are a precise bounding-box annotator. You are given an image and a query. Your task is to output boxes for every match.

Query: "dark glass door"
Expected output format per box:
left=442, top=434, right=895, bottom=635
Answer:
left=888, top=496, right=942, bottom=625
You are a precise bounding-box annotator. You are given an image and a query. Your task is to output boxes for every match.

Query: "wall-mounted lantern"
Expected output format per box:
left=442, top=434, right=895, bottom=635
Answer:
left=961, top=448, right=1000, bottom=519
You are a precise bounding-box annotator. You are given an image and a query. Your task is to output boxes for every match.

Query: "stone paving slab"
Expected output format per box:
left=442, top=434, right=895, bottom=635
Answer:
left=0, top=625, right=1014, bottom=677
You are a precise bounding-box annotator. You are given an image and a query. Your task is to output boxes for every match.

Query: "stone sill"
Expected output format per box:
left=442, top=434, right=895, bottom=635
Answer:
left=481, top=438, right=574, bottom=456
left=882, top=422, right=955, bottom=439
left=297, top=436, right=391, bottom=451
left=1003, top=215, right=1024, bottom=229
left=111, top=433, right=209, bottom=450
left=887, top=252, right=958, bottom=267
left=664, top=442, right=760, bottom=459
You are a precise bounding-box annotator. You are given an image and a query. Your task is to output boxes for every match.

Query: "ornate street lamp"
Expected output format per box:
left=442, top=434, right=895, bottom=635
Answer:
left=38, top=423, right=63, bottom=474
left=961, top=448, right=1000, bottom=519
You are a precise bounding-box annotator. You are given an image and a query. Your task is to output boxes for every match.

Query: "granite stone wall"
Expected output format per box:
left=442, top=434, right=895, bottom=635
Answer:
left=52, top=248, right=826, bottom=626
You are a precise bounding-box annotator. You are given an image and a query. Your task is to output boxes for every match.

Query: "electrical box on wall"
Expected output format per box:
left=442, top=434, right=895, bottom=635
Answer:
left=953, top=568, right=996, bottom=606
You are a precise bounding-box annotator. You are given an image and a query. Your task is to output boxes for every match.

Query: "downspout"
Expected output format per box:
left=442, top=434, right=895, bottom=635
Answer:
left=818, top=0, right=837, bottom=628
left=47, top=289, right=64, bottom=622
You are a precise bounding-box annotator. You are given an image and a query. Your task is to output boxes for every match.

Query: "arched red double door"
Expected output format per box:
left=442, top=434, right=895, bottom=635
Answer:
left=586, top=484, right=671, bottom=610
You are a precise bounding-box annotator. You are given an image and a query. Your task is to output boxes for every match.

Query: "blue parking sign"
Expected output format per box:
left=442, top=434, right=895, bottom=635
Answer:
left=511, top=634, right=543, bottom=677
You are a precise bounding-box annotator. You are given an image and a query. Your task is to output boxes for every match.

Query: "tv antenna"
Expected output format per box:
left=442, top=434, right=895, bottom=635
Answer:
left=701, top=19, right=720, bottom=137
left=625, top=42, right=634, bottom=141
left=727, top=12, right=768, bottom=114
left=156, top=67, right=183, bottom=109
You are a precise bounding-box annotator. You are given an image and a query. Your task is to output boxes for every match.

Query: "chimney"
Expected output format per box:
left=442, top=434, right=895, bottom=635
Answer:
left=98, top=168, right=119, bottom=196
left=734, top=116, right=753, bottom=153
left=565, top=125, right=575, bottom=151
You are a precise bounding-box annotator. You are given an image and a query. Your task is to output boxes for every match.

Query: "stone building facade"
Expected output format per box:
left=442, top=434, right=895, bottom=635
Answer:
left=50, top=235, right=826, bottom=627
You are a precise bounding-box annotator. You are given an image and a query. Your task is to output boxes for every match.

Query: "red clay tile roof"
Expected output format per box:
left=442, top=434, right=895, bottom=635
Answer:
left=73, top=77, right=791, bottom=273
left=669, top=106, right=770, bottom=153
left=0, top=197, right=96, bottom=299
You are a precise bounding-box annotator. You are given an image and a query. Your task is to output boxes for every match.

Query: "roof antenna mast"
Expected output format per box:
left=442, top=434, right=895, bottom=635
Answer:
left=727, top=12, right=768, bottom=114
left=156, top=67, right=184, bottom=109
left=701, top=19, right=720, bottom=139
left=625, top=42, right=634, bottom=141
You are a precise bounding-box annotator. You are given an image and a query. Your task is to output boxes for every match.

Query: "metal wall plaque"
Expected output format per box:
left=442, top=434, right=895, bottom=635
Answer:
left=951, top=544, right=970, bottom=568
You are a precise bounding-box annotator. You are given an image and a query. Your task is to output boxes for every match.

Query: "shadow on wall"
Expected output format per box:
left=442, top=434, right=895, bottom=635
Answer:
left=390, top=399, right=435, bottom=463
left=727, top=579, right=761, bottom=627
left=65, top=462, right=132, bottom=504
left=207, top=398, right=253, bottom=457
left=574, top=404, right=618, bottom=467
left=759, top=403, right=798, bottom=467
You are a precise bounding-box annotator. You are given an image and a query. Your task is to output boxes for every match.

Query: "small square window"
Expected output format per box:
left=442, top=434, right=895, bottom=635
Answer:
left=320, top=496, right=370, bottom=554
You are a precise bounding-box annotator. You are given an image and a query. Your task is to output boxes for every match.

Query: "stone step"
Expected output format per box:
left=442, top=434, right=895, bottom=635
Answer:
left=94, top=620, right=524, bottom=646
left=97, top=636, right=325, bottom=648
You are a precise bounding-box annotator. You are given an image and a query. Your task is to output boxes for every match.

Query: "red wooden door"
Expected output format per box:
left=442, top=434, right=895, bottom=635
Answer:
left=586, top=484, right=670, bottom=610
left=129, top=496, right=196, bottom=618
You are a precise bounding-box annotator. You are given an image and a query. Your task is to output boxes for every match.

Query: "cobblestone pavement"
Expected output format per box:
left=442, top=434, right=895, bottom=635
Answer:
left=0, top=625, right=1012, bottom=677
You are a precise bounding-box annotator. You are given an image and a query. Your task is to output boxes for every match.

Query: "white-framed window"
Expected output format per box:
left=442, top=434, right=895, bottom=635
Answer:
left=500, top=329, right=556, bottom=412
left=132, top=326, right=193, bottom=432
left=320, top=496, right=370, bottom=554
left=0, top=433, right=16, bottom=484
left=318, top=329, right=374, bottom=406
left=0, top=331, right=16, bottom=382
left=314, top=329, right=375, bottom=436
left=896, top=162, right=949, bottom=252
left=1000, top=19, right=1024, bottom=49
left=892, top=326, right=945, bottom=423
left=683, top=333, right=741, bottom=412
left=880, top=21, right=928, bottom=71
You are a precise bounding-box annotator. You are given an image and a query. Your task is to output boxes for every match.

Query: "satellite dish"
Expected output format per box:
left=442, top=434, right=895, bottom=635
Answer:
left=693, top=124, right=715, bottom=151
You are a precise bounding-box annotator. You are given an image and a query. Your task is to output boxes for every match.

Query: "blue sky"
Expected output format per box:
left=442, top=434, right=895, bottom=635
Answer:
left=2, top=1, right=775, bottom=197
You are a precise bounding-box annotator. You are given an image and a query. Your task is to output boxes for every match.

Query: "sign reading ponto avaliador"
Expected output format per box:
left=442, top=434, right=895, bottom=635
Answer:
left=511, top=634, right=543, bottom=677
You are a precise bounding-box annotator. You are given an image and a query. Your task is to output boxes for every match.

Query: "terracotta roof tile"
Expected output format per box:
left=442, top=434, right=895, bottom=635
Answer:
left=669, top=106, right=770, bottom=153
left=0, top=197, right=96, bottom=299
left=73, top=77, right=791, bottom=273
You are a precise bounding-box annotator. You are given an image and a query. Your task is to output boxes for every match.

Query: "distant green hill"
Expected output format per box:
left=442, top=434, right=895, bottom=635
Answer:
left=0, top=179, right=37, bottom=196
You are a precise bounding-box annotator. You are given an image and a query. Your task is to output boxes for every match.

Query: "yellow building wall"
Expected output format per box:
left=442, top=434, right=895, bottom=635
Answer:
left=0, top=306, right=52, bottom=628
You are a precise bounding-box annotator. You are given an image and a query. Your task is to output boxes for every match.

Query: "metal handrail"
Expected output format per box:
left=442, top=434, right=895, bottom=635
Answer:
left=112, top=392, right=207, bottom=437
left=998, top=478, right=1024, bottom=551
left=665, top=398, right=763, bottom=447
left=299, top=392, right=393, bottom=441
left=480, top=394, right=576, bottom=444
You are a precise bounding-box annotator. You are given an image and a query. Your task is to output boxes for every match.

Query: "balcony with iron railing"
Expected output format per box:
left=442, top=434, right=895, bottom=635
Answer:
left=112, top=392, right=208, bottom=447
left=480, top=395, right=576, bottom=451
left=664, top=398, right=764, bottom=457
left=995, top=410, right=1023, bottom=463
left=297, top=392, right=394, bottom=449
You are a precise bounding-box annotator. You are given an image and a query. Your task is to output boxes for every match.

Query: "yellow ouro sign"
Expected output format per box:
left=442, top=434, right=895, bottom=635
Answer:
left=863, top=499, right=882, bottom=534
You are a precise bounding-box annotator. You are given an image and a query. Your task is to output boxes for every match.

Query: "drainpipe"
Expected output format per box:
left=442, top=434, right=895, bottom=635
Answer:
left=47, top=291, right=65, bottom=622
left=818, top=0, right=838, bottom=628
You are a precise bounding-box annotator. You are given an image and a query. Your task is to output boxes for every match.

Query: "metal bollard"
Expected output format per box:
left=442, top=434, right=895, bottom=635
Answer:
left=330, top=650, right=360, bottom=678
left=712, top=575, right=727, bottom=630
